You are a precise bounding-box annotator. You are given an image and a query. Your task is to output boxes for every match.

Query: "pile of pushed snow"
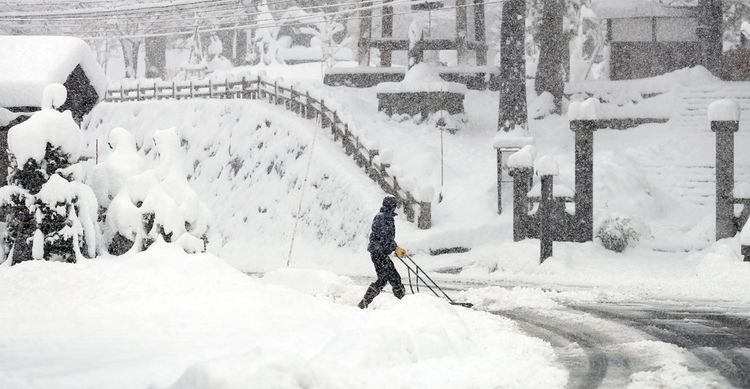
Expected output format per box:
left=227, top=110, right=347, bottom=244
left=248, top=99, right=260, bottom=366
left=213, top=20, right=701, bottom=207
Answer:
left=0, top=243, right=566, bottom=389
left=84, top=99, right=384, bottom=265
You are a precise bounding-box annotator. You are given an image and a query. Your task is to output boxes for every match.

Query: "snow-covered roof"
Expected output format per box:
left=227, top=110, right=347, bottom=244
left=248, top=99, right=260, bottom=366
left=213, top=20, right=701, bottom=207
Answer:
left=742, top=21, right=750, bottom=39
left=0, top=35, right=108, bottom=108
left=592, top=0, right=699, bottom=19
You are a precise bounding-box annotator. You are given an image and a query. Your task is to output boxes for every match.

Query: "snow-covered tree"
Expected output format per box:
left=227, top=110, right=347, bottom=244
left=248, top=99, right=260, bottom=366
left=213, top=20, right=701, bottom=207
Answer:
left=0, top=84, right=97, bottom=265
left=297, top=14, right=352, bottom=68
left=95, top=128, right=210, bottom=255
left=498, top=0, right=528, bottom=132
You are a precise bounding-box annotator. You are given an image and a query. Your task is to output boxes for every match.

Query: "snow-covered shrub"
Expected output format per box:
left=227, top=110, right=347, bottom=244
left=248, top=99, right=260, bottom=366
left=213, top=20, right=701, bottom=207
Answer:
left=95, top=127, right=210, bottom=255
left=595, top=215, right=642, bottom=253
left=0, top=84, right=97, bottom=265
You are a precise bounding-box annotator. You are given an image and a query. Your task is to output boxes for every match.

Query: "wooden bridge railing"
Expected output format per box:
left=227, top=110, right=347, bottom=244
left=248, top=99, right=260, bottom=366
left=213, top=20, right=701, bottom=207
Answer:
left=104, top=76, right=432, bottom=229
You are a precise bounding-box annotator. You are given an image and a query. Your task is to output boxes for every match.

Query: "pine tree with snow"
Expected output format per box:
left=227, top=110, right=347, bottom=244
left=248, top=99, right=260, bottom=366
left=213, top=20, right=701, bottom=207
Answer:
left=0, top=84, right=97, bottom=265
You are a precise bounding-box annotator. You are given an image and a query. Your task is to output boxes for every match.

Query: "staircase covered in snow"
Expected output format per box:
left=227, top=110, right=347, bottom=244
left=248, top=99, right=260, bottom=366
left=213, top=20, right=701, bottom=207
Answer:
left=671, top=82, right=750, bottom=132
left=643, top=164, right=750, bottom=207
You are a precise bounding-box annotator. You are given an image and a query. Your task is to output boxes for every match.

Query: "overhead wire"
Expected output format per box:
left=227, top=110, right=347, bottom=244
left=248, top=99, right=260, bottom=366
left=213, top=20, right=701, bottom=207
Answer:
left=54, top=0, right=504, bottom=40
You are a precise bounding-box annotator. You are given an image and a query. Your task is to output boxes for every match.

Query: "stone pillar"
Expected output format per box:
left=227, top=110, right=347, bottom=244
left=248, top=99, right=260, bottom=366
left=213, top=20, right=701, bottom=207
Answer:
left=509, top=167, right=533, bottom=241
left=539, top=174, right=553, bottom=262
left=571, top=121, right=596, bottom=242
left=473, top=0, right=487, bottom=66
left=358, top=0, right=373, bottom=67
left=712, top=120, right=740, bottom=240
left=381, top=0, right=393, bottom=67
left=456, top=0, right=469, bottom=65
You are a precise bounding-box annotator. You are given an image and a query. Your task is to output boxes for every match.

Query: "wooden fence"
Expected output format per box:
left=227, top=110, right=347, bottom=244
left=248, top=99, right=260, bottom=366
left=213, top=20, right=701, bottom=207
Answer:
left=104, top=76, right=432, bottom=229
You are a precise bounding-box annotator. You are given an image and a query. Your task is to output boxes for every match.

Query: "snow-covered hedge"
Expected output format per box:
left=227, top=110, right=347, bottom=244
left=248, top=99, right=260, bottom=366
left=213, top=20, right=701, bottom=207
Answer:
left=94, top=127, right=210, bottom=255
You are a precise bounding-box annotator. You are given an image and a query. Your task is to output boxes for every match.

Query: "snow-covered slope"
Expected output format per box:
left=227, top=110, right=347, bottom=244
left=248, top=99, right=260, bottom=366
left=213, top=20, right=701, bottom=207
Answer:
left=84, top=99, right=390, bottom=269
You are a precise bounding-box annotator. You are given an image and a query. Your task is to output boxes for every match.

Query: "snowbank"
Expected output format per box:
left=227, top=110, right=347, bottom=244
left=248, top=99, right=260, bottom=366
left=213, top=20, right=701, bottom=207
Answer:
left=0, top=36, right=107, bottom=107
left=84, top=99, right=385, bottom=267
left=0, top=244, right=566, bottom=389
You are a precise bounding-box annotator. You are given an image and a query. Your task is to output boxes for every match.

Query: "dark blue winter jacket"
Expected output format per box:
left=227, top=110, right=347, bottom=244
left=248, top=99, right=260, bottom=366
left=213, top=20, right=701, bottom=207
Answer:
left=367, top=206, right=397, bottom=255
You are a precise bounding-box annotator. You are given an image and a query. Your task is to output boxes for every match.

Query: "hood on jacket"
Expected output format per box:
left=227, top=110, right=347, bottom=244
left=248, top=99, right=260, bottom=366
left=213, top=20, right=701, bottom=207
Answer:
left=380, top=196, right=397, bottom=214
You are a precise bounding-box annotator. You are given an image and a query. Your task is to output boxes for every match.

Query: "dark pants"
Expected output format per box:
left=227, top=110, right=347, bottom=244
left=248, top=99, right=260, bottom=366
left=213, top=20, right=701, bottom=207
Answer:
left=359, top=252, right=405, bottom=308
left=371, top=252, right=403, bottom=291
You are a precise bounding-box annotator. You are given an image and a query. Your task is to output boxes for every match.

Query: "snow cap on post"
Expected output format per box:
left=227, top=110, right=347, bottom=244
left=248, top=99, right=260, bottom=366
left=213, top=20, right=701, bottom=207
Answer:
left=507, top=145, right=537, bottom=169
left=742, top=219, right=750, bottom=246
left=41, top=83, right=67, bottom=110
left=708, top=99, right=741, bottom=122
left=535, top=156, right=559, bottom=176
left=568, top=98, right=601, bottom=121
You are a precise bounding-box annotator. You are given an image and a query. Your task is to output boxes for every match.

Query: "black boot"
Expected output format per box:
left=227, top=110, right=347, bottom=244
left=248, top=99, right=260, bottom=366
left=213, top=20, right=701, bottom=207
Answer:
left=393, top=285, right=406, bottom=299
left=358, top=284, right=381, bottom=309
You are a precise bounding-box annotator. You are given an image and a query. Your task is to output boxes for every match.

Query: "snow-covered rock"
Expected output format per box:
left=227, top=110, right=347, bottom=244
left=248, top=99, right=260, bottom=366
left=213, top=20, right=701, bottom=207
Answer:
left=708, top=99, right=741, bottom=122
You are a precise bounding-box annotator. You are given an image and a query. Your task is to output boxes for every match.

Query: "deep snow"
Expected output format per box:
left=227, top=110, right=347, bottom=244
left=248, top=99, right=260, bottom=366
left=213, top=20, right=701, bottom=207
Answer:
left=0, top=242, right=566, bottom=389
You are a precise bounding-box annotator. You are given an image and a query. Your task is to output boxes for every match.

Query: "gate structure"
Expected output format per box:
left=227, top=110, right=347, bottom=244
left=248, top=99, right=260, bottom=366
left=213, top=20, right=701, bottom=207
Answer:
left=324, top=0, right=497, bottom=90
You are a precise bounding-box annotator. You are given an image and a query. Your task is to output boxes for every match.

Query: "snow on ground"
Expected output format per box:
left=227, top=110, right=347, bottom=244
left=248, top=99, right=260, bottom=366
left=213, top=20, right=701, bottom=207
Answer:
left=0, top=242, right=566, bottom=389
left=82, top=62, right=750, bottom=305
left=84, top=99, right=400, bottom=272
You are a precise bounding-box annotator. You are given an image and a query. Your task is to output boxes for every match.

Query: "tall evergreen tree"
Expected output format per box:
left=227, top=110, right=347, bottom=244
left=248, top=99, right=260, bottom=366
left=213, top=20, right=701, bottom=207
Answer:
left=498, top=0, right=528, bottom=132
left=535, top=0, right=566, bottom=113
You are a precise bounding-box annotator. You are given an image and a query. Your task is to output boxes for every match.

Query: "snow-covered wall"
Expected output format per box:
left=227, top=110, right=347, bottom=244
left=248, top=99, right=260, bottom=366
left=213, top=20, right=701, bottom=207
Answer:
left=84, top=100, right=384, bottom=265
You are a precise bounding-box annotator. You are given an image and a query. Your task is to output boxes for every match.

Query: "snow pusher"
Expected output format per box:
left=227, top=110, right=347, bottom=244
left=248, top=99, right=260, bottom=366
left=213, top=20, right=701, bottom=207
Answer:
left=394, top=254, right=473, bottom=308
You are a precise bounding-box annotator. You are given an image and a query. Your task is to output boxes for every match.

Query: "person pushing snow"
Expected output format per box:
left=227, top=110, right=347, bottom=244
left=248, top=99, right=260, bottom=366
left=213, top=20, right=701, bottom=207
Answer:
left=358, top=196, right=407, bottom=309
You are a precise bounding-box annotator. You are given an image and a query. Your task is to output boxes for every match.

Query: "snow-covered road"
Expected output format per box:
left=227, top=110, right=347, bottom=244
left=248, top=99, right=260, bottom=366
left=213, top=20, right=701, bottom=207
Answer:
left=343, top=273, right=749, bottom=388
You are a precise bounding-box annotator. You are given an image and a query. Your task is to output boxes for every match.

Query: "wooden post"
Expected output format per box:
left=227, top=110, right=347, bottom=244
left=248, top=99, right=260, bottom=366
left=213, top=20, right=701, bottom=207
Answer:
left=418, top=201, right=431, bottom=229
left=321, top=100, right=329, bottom=128
left=153, top=81, right=157, bottom=100
left=208, top=79, right=213, bottom=98
left=190, top=80, right=194, bottom=98
left=509, top=167, right=533, bottom=241
left=172, top=81, right=176, bottom=99
left=306, top=92, right=313, bottom=119
left=136, top=84, right=141, bottom=101
left=332, top=111, right=339, bottom=140
left=290, top=86, right=296, bottom=113
left=571, top=121, right=596, bottom=242
left=357, top=0, right=373, bottom=66
left=473, top=0, right=487, bottom=65
left=119, top=85, right=124, bottom=101
left=273, top=81, right=279, bottom=105
left=496, top=148, right=503, bottom=214
left=241, top=77, right=248, bottom=99
left=456, top=0, right=469, bottom=65
left=225, top=78, right=230, bottom=98
left=381, top=0, right=394, bottom=66
left=712, top=119, right=740, bottom=240
left=539, top=174, right=554, bottom=262
left=257, top=75, right=262, bottom=99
